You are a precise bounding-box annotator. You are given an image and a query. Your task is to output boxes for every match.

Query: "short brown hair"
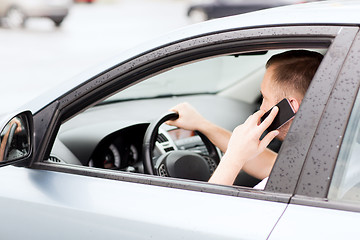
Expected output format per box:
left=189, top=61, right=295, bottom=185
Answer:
left=266, top=50, right=323, bottom=97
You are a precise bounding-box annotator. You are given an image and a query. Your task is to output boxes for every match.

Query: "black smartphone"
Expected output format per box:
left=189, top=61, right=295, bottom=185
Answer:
left=260, top=98, right=295, bottom=132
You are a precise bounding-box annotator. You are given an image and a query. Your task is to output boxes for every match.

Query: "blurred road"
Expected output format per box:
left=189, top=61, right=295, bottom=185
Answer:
left=0, top=0, right=191, bottom=114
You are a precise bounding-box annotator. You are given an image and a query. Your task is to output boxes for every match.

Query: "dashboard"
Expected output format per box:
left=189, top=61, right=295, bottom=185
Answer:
left=88, top=124, right=148, bottom=172
left=49, top=94, right=257, bottom=175
left=87, top=124, right=213, bottom=174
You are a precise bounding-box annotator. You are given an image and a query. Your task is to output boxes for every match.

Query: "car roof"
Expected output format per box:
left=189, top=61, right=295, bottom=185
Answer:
left=23, top=0, right=360, bottom=115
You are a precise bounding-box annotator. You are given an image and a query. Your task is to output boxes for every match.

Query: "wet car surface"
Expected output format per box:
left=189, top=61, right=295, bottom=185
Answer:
left=1, top=1, right=360, bottom=239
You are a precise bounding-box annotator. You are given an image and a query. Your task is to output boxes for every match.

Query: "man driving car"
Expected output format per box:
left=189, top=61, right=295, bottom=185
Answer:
left=167, top=50, right=323, bottom=187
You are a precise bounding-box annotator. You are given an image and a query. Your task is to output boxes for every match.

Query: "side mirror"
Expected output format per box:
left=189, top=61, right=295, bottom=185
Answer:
left=0, top=111, right=33, bottom=166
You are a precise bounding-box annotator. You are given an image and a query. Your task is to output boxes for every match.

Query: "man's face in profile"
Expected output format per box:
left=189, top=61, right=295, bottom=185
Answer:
left=259, top=65, right=292, bottom=141
left=259, top=65, right=280, bottom=113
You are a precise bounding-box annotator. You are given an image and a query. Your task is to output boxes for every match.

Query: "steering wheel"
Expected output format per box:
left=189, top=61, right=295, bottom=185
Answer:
left=3, top=122, right=18, bottom=160
left=142, top=112, right=220, bottom=181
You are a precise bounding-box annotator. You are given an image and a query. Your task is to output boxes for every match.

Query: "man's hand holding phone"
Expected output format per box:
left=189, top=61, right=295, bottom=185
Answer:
left=226, top=107, right=280, bottom=161
left=209, top=107, right=280, bottom=185
left=261, top=98, right=296, bottom=132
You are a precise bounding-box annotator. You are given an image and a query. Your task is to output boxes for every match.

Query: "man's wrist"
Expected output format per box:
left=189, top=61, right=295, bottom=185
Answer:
left=209, top=154, right=244, bottom=185
left=221, top=151, right=246, bottom=171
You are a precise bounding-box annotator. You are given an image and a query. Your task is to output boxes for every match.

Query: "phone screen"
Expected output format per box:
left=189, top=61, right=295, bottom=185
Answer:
left=260, top=98, right=295, bottom=132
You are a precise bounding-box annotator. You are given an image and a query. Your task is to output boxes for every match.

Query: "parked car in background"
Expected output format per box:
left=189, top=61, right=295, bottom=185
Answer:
left=2, top=1, right=360, bottom=239
left=187, top=0, right=321, bottom=21
left=0, top=0, right=72, bottom=28
left=74, top=0, right=95, bottom=3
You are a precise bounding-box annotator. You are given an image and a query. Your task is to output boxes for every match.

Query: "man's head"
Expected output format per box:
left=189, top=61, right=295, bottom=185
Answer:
left=260, top=50, right=323, bottom=140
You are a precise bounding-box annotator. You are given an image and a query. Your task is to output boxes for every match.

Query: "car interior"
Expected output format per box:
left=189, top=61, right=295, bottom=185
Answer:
left=48, top=47, right=327, bottom=187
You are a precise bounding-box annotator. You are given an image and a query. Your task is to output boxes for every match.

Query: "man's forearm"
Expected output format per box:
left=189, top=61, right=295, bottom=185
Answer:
left=0, top=131, right=10, bottom=162
left=197, top=120, right=232, bottom=153
left=241, top=148, right=277, bottom=180
left=208, top=108, right=280, bottom=186
left=208, top=151, right=246, bottom=185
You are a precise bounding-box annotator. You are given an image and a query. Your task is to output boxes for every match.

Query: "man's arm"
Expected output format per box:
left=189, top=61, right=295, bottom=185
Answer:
left=0, top=131, right=10, bottom=162
left=209, top=107, right=279, bottom=185
left=168, top=102, right=278, bottom=183
left=0, top=119, right=22, bottom=162
left=241, top=148, right=277, bottom=180
left=167, top=102, right=231, bottom=152
left=199, top=123, right=277, bottom=180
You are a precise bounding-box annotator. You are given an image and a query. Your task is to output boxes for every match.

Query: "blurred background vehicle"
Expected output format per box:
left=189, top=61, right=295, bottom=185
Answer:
left=187, top=0, right=321, bottom=22
left=74, top=0, right=95, bottom=3
left=0, top=0, right=191, bottom=115
left=0, top=0, right=72, bottom=28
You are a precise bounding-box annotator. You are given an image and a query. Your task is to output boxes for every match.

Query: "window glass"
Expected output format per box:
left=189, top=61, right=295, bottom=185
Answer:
left=328, top=91, right=360, bottom=203
left=50, top=47, right=326, bottom=190
left=104, top=52, right=276, bottom=102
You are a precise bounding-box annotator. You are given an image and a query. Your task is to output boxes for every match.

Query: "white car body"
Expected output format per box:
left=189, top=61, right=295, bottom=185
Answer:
left=0, top=166, right=286, bottom=239
left=1, top=1, right=360, bottom=239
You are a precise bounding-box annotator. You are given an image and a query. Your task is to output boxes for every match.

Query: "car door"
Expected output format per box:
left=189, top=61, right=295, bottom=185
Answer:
left=268, top=30, right=360, bottom=239
left=0, top=25, right=355, bottom=239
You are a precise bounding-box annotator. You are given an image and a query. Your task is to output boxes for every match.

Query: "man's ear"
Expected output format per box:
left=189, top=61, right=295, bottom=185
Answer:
left=288, top=97, right=300, bottom=113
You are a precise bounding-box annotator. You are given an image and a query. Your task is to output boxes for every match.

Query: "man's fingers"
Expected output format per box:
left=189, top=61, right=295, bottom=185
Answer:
left=258, top=106, right=278, bottom=133
left=245, top=109, right=266, bottom=125
left=166, top=107, right=179, bottom=125
left=253, top=109, right=266, bottom=119
left=259, top=130, right=279, bottom=149
left=168, top=108, right=177, bottom=114
left=165, top=120, right=173, bottom=125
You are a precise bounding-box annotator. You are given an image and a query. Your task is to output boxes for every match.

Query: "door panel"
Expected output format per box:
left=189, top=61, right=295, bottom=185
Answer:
left=269, top=27, right=360, bottom=240
left=0, top=166, right=286, bottom=239
left=268, top=204, right=360, bottom=239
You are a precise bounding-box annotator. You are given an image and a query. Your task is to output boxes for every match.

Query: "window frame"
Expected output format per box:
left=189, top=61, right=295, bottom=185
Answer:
left=266, top=26, right=359, bottom=194
left=291, top=29, right=360, bottom=212
left=29, top=25, right=350, bottom=203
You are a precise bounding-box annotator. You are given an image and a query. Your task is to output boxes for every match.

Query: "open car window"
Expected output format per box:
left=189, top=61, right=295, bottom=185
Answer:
left=104, top=51, right=281, bottom=103
left=50, top=47, right=326, bottom=188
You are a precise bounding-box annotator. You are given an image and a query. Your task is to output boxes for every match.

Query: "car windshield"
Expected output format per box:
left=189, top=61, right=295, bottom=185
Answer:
left=104, top=51, right=277, bottom=102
